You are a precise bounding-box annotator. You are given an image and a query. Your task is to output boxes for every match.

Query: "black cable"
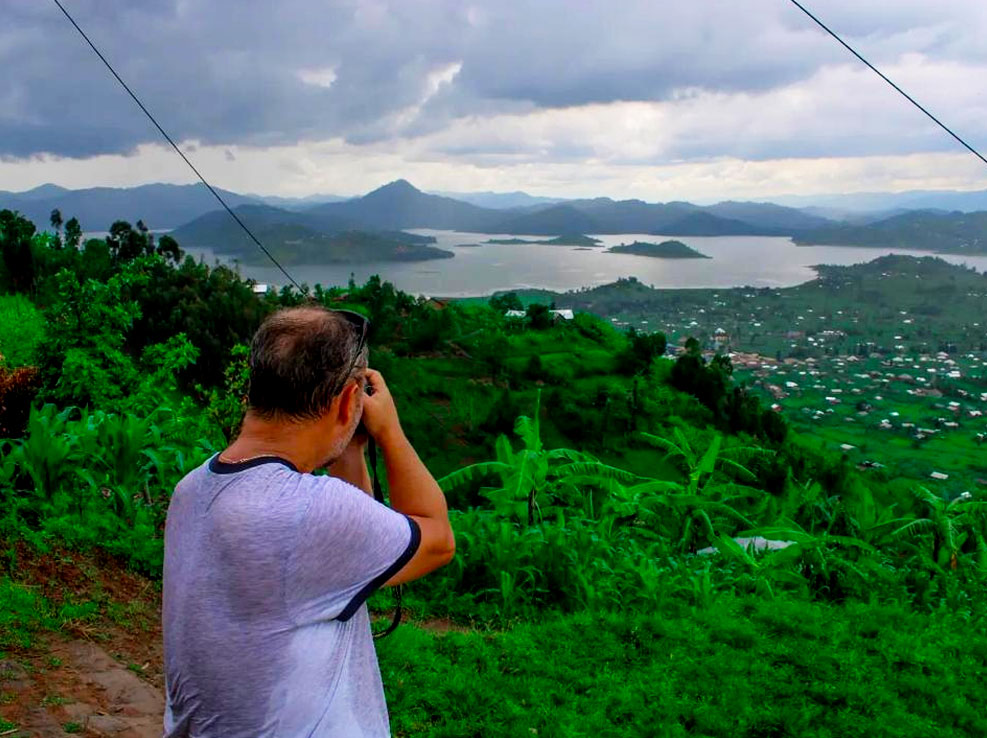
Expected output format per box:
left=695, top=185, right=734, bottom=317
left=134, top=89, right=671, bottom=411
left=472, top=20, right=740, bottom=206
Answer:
left=49, top=0, right=303, bottom=290
left=787, top=0, right=987, bottom=169
left=54, top=0, right=407, bottom=638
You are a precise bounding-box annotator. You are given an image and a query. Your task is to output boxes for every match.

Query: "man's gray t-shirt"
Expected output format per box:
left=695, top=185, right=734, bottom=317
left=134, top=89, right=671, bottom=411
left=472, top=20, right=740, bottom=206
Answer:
left=162, top=455, right=420, bottom=737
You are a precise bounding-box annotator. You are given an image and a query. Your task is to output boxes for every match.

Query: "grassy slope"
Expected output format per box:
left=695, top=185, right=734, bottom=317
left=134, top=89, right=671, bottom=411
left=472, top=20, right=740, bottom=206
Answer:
left=383, top=598, right=987, bottom=737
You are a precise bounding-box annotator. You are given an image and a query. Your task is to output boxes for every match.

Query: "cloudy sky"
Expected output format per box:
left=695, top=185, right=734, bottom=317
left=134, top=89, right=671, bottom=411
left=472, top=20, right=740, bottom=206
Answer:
left=4, top=0, right=987, bottom=202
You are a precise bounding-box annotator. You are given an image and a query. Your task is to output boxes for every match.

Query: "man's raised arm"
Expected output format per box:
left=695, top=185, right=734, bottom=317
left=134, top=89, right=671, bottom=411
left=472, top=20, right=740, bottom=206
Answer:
left=360, top=369, right=455, bottom=586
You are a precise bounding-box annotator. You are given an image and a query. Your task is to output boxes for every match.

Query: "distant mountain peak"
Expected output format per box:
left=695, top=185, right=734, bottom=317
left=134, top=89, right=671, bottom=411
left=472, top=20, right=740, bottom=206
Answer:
left=370, top=179, right=420, bottom=195
left=11, top=183, right=71, bottom=200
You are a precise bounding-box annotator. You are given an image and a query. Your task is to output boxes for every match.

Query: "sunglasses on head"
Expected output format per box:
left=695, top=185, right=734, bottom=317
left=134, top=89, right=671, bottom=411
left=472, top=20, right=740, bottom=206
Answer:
left=332, top=309, right=370, bottom=395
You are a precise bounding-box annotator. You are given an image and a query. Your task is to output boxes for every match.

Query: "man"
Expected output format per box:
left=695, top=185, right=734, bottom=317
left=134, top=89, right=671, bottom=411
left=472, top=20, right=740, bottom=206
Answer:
left=162, top=306, right=456, bottom=737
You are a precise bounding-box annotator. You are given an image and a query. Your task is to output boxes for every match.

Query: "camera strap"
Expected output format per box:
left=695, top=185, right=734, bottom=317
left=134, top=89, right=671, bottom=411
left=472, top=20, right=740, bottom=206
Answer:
left=368, top=437, right=403, bottom=639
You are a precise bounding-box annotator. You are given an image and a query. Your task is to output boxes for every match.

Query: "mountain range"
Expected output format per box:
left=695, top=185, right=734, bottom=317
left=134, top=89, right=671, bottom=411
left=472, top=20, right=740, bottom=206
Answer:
left=172, top=179, right=833, bottom=244
left=4, top=179, right=987, bottom=259
left=773, top=188, right=987, bottom=216
left=0, top=183, right=256, bottom=232
left=2, top=178, right=832, bottom=237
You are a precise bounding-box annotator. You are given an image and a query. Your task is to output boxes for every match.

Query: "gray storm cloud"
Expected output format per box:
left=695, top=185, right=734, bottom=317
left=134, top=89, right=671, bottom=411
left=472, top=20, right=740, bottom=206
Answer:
left=2, top=0, right=986, bottom=161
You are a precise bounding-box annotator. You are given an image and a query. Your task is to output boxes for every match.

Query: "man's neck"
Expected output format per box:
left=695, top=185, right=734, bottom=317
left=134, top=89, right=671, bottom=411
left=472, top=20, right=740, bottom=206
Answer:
left=223, top=412, right=329, bottom=474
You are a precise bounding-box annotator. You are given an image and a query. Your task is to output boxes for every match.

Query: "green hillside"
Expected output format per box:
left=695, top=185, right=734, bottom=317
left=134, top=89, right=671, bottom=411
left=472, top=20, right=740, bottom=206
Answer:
left=2, top=210, right=986, bottom=736
left=491, top=255, right=987, bottom=493
left=171, top=206, right=450, bottom=264
left=795, top=209, right=987, bottom=254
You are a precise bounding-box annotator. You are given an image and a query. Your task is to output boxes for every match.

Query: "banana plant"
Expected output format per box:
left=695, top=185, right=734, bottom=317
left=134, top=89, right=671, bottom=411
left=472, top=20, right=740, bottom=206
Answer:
left=615, top=429, right=763, bottom=552
left=438, top=391, right=640, bottom=525
left=832, top=480, right=914, bottom=547
left=751, top=517, right=886, bottom=597
left=890, top=487, right=987, bottom=571
left=711, top=532, right=810, bottom=599
left=639, top=427, right=766, bottom=486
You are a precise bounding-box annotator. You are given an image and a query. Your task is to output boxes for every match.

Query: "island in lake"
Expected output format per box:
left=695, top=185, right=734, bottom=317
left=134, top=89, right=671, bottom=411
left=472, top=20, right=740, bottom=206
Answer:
left=170, top=206, right=452, bottom=264
left=606, top=240, right=710, bottom=259
left=209, top=226, right=451, bottom=265
left=484, top=234, right=602, bottom=247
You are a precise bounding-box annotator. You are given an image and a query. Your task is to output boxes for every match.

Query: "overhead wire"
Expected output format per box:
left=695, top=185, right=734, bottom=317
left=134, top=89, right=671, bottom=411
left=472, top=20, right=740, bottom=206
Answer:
left=51, top=0, right=406, bottom=637
left=49, top=0, right=303, bottom=290
left=787, top=0, right=987, bottom=169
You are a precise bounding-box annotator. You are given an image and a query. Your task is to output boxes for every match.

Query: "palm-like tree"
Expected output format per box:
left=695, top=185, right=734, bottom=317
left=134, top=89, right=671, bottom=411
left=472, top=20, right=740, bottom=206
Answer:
left=622, top=429, right=764, bottom=553
left=639, top=427, right=765, bottom=486
left=438, top=391, right=639, bottom=525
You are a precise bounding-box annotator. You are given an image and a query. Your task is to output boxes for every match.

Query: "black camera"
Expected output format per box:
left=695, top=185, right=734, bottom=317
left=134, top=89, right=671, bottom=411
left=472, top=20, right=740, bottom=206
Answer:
left=355, top=381, right=374, bottom=437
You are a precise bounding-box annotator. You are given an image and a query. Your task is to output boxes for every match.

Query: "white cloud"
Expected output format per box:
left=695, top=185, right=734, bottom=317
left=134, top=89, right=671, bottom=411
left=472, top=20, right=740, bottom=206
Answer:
left=4, top=0, right=987, bottom=200
left=298, top=67, right=338, bottom=89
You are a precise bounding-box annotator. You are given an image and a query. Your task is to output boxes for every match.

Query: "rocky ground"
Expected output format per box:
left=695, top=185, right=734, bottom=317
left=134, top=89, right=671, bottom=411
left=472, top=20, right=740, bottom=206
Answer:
left=1, top=545, right=164, bottom=737
left=1, top=639, right=162, bottom=737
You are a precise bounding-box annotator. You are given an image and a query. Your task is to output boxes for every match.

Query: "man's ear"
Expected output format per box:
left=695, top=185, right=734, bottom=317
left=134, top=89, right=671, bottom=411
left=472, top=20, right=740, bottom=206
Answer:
left=335, top=380, right=362, bottom=427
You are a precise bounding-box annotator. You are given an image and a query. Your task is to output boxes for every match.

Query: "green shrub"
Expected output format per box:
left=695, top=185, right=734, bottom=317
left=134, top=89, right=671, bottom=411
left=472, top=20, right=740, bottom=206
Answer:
left=0, top=293, right=44, bottom=367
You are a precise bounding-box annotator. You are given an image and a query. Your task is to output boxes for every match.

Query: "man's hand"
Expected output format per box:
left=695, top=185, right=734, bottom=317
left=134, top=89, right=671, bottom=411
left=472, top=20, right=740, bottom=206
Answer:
left=360, top=369, right=404, bottom=445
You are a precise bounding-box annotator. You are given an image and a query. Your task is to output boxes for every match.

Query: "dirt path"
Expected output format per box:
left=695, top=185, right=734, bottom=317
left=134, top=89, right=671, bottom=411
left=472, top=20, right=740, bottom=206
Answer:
left=0, top=546, right=476, bottom=736
left=1, top=638, right=163, bottom=738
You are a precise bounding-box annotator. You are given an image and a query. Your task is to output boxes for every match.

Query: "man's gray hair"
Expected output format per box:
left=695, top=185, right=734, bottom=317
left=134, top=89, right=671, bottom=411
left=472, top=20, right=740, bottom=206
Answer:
left=247, top=306, right=367, bottom=421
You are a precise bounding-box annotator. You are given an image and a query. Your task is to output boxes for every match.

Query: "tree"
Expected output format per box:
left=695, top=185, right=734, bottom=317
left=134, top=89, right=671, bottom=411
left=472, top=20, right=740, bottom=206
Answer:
left=618, top=327, right=667, bottom=375
left=623, top=430, right=762, bottom=553
left=37, top=263, right=148, bottom=406
left=106, top=220, right=151, bottom=263
left=490, top=292, right=523, bottom=313
left=156, top=234, right=183, bottom=264
left=0, top=209, right=38, bottom=293
left=49, top=208, right=63, bottom=249
left=136, top=219, right=154, bottom=252
left=526, top=303, right=552, bottom=330
left=64, top=217, right=82, bottom=250
left=891, top=487, right=987, bottom=571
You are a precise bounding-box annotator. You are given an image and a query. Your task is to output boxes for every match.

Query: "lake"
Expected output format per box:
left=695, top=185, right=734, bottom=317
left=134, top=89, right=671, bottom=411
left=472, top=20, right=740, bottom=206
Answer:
left=180, top=230, right=987, bottom=297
